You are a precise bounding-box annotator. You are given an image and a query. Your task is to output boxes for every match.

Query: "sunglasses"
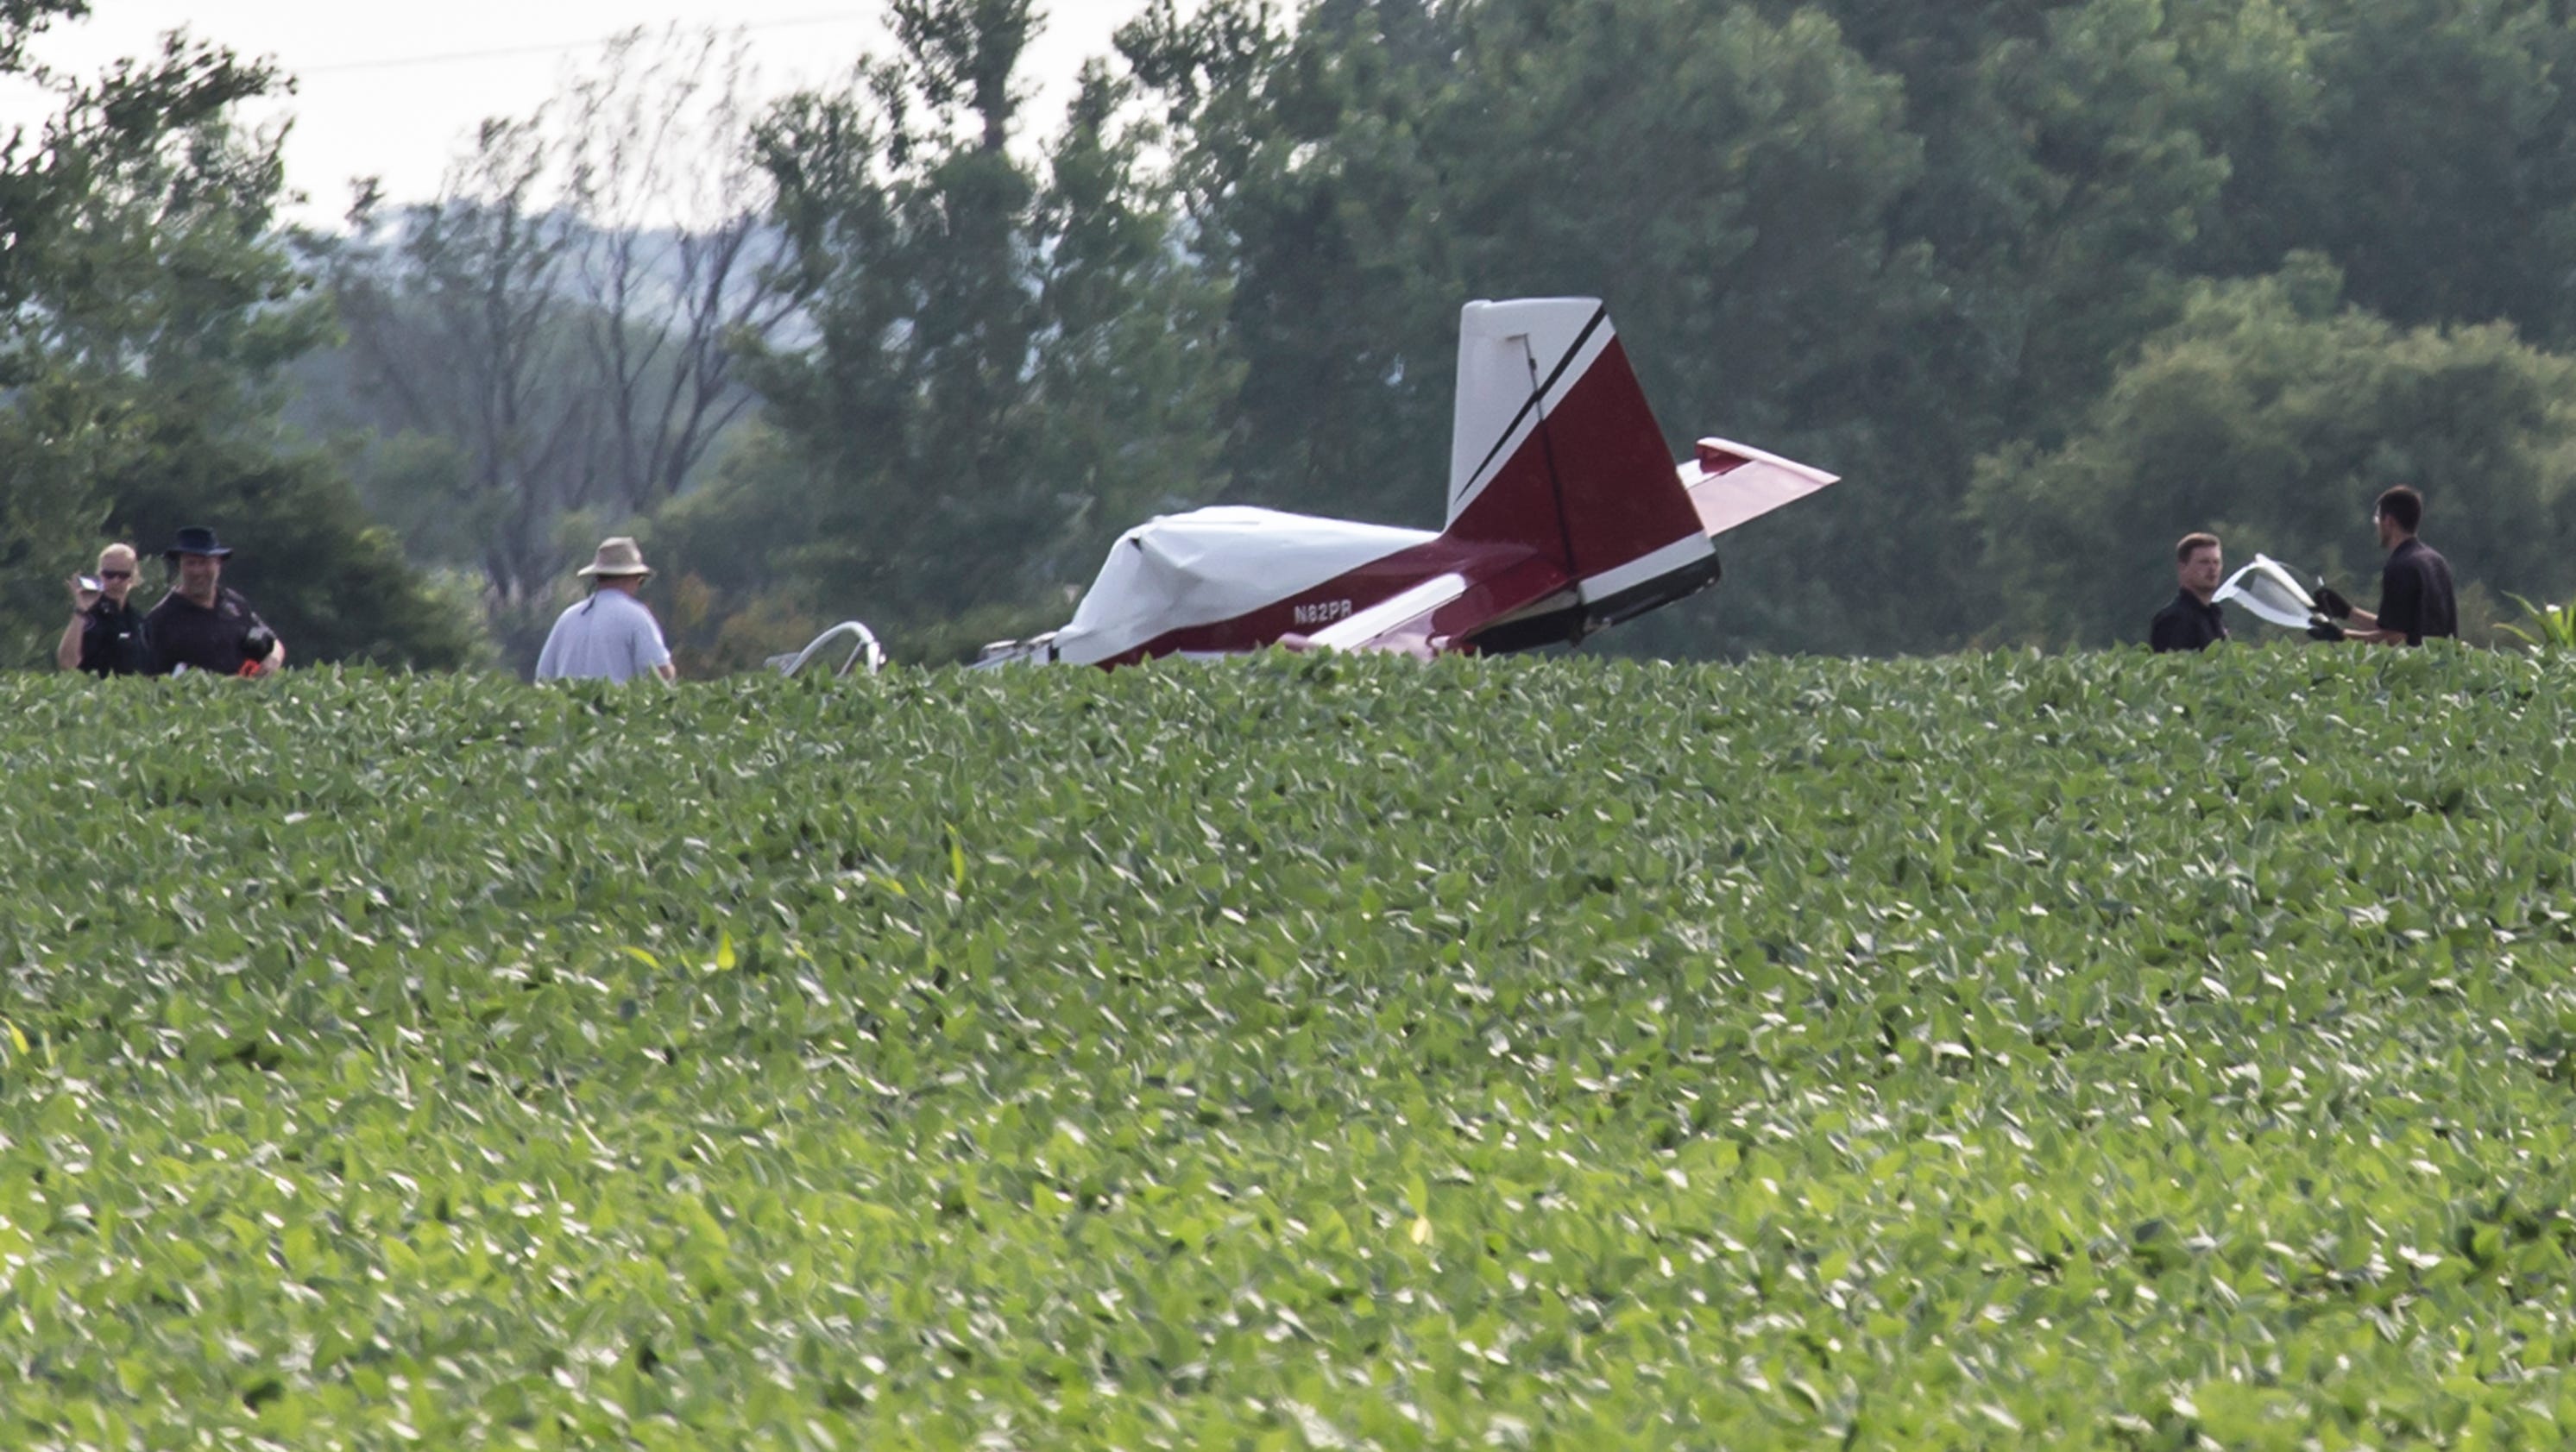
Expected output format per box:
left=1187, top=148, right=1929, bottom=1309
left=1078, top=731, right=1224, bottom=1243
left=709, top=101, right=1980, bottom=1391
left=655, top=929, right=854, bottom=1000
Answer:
left=98, top=569, right=134, bottom=579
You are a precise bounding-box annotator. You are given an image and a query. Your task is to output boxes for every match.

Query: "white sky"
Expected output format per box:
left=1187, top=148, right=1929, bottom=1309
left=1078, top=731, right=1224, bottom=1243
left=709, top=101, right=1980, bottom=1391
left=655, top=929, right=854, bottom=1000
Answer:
left=1, top=1, right=1144, bottom=227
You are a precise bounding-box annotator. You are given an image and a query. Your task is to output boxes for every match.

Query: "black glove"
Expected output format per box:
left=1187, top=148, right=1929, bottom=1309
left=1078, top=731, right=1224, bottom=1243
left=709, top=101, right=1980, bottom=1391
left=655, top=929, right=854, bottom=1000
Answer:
left=2307, top=619, right=2346, bottom=642
left=2313, top=581, right=2353, bottom=620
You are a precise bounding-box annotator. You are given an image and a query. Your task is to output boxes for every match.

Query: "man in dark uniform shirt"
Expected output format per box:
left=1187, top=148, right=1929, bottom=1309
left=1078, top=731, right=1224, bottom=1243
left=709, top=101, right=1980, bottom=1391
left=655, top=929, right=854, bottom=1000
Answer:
left=144, top=526, right=287, bottom=676
left=54, top=542, right=154, bottom=676
left=2150, top=531, right=2229, bottom=651
left=2315, top=486, right=2456, bottom=645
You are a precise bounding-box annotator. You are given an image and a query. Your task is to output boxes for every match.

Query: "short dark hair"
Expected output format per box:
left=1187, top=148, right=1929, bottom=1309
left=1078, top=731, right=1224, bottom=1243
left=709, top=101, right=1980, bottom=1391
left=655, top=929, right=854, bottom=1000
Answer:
left=2176, top=531, right=2220, bottom=563
left=2376, top=486, right=2423, bottom=534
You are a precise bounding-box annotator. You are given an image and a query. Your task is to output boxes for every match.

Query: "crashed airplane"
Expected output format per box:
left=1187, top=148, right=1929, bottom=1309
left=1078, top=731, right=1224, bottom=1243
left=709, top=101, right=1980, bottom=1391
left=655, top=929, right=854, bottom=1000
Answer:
left=973, top=298, right=1838, bottom=667
left=764, top=297, right=1838, bottom=677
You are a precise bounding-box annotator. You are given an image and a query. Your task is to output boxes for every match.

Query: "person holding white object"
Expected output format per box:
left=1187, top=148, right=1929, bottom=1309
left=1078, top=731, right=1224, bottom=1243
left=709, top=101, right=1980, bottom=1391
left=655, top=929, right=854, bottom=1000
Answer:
left=2309, top=486, right=2457, bottom=646
left=57, top=542, right=152, bottom=676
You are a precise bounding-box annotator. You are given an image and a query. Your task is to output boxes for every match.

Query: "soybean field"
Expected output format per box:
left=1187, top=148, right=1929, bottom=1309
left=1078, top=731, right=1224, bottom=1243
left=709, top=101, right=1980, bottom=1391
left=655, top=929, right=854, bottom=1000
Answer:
left=4, top=647, right=2576, bottom=1449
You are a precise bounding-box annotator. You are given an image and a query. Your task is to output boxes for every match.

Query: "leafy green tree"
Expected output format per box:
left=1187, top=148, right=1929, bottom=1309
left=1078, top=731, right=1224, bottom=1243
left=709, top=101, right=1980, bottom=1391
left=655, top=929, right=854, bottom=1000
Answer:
left=738, top=0, right=1053, bottom=648
left=1971, top=256, right=2576, bottom=646
left=708, top=0, right=1238, bottom=660
left=2235, top=0, right=2576, bottom=348
left=1120, top=0, right=1464, bottom=527
left=1023, top=62, right=1241, bottom=582
left=3, top=12, right=282, bottom=657
left=301, top=25, right=805, bottom=669
left=2, top=9, right=481, bottom=668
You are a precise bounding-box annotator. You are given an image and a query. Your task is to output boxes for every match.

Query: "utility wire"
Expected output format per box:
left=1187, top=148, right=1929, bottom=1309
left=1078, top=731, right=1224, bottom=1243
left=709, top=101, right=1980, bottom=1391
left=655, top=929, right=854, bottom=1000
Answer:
left=295, top=11, right=868, bottom=77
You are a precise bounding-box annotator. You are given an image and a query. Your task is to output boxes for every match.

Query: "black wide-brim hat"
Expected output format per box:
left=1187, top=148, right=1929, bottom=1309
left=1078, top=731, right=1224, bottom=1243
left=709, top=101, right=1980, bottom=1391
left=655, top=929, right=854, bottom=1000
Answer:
left=164, top=525, right=235, bottom=559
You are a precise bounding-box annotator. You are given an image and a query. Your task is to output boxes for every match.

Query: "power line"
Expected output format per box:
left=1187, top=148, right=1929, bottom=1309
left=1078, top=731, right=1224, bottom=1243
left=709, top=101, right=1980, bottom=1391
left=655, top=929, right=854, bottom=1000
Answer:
left=295, top=11, right=870, bottom=78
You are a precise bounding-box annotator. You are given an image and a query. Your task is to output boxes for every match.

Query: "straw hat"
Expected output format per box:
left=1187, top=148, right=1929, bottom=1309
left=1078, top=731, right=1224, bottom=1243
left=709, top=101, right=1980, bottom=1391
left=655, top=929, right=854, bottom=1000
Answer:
left=576, top=537, right=652, bottom=579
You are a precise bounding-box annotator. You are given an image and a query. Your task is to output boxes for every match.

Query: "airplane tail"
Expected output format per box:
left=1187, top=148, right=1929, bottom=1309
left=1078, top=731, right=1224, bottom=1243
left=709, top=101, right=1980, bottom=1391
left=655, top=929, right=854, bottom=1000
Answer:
left=1441, top=299, right=1717, bottom=643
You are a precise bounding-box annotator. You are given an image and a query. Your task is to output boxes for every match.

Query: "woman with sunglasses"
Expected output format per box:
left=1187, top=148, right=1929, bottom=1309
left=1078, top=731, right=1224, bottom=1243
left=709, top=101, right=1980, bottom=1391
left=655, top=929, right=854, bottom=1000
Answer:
left=55, top=543, right=154, bottom=676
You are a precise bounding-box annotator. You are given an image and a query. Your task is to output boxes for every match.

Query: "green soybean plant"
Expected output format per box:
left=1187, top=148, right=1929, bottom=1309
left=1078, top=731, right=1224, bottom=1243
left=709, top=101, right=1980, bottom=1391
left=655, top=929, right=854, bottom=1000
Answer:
left=5, top=649, right=2576, bottom=1449
left=2501, top=593, right=2576, bottom=648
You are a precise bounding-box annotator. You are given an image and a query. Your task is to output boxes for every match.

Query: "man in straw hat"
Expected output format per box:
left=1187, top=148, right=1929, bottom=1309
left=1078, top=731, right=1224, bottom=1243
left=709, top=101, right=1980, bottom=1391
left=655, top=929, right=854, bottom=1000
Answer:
left=535, top=537, right=676, bottom=683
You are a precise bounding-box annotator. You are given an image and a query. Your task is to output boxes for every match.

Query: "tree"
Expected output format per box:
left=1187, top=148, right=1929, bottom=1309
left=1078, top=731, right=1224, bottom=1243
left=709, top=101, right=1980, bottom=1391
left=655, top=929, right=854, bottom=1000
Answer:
left=305, top=27, right=812, bottom=669
left=3, top=16, right=289, bottom=655
left=1020, top=60, right=1241, bottom=587
left=713, top=0, right=1238, bottom=659
left=2, top=9, right=481, bottom=669
left=740, top=0, right=1052, bottom=643
left=558, top=25, right=803, bottom=514
left=2208, top=0, right=2576, bottom=349
left=314, top=116, right=591, bottom=625
left=1120, top=0, right=1463, bottom=527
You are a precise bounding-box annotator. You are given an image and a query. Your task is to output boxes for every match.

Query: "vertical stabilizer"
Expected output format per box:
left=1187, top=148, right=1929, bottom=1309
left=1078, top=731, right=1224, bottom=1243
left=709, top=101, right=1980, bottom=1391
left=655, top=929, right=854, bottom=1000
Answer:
left=1443, top=299, right=1711, bottom=604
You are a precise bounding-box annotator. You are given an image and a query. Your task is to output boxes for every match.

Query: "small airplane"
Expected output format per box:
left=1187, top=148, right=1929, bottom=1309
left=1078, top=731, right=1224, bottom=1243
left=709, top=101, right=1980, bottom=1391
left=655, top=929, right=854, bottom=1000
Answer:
left=963, top=296, right=1839, bottom=668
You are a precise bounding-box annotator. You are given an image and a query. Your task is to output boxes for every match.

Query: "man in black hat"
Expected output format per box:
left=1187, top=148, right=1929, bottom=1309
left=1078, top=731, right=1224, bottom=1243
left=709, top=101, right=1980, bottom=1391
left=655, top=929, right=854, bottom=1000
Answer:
left=145, top=526, right=287, bottom=676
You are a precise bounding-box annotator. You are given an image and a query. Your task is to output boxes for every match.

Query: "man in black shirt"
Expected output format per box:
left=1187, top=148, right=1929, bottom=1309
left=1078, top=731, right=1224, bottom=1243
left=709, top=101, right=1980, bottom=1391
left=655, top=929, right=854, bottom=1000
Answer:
left=2150, top=531, right=2229, bottom=652
left=2316, top=486, right=2456, bottom=646
left=54, top=542, right=154, bottom=676
left=144, top=526, right=287, bottom=676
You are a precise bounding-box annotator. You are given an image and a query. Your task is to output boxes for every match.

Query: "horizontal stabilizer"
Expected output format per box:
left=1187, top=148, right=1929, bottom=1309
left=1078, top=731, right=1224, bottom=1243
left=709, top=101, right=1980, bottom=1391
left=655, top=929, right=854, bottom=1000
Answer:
left=1684, top=438, right=1839, bottom=537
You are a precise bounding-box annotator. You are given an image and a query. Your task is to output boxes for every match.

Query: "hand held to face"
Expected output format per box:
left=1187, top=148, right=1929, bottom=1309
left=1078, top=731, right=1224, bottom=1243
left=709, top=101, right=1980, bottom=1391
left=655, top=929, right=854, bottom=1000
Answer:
left=69, top=575, right=98, bottom=612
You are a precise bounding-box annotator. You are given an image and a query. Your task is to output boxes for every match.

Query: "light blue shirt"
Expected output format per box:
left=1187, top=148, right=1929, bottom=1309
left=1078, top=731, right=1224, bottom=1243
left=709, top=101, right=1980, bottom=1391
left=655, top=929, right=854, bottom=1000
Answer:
left=534, top=588, right=671, bottom=683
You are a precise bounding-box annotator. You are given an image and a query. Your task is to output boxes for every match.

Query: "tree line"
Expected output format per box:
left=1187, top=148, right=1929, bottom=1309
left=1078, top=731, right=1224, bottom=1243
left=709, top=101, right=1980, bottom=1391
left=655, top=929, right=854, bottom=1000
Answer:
left=11, top=0, right=2576, bottom=672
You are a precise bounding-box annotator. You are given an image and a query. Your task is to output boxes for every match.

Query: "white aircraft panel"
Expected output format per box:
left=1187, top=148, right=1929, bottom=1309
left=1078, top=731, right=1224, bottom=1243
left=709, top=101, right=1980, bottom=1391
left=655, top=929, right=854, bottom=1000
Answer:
left=2213, top=554, right=2319, bottom=630
left=1307, top=573, right=1468, bottom=651
left=1052, top=506, right=1434, bottom=665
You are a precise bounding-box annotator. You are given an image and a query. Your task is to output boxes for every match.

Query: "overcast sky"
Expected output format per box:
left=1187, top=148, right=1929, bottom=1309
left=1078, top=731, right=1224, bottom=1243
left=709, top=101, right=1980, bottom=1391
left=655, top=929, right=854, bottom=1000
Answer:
left=1, top=2, right=1140, bottom=227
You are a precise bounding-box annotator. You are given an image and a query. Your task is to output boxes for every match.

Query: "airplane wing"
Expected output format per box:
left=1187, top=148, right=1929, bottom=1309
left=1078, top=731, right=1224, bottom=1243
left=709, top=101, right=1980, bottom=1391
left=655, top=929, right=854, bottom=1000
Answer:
left=1301, top=550, right=1583, bottom=657
left=1302, top=574, right=1473, bottom=657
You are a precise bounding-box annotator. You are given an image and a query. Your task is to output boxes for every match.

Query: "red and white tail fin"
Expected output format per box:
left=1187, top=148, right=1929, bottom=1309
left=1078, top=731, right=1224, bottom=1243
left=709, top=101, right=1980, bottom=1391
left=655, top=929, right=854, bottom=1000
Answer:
left=1443, top=299, right=1713, bottom=607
